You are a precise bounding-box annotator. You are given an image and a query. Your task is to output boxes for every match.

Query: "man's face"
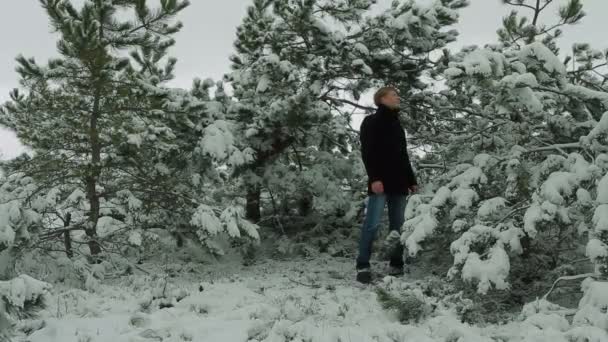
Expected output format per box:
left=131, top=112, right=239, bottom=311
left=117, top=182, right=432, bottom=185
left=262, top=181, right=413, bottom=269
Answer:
left=381, top=90, right=400, bottom=109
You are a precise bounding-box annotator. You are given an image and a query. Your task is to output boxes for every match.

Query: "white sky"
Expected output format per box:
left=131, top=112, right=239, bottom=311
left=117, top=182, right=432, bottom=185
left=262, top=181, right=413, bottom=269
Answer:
left=1, top=0, right=606, bottom=160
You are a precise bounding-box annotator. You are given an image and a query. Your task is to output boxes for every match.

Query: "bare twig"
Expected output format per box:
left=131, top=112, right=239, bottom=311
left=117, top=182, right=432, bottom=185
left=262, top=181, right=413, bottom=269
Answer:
left=503, top=0, right=536, bottom=11
left=532, top=0, right=542, bottom=26
left=531, top=136, right=568, bottom=156
left=543, top=273, right=598, bottom=300
left=320, top=95, right=375, bottom=112
left=498, top=203, right=531, bottom=223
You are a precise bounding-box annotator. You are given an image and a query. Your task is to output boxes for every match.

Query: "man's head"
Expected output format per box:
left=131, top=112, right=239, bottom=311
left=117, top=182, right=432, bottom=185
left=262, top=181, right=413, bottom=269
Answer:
left=374, top=87, right=400, bottom=109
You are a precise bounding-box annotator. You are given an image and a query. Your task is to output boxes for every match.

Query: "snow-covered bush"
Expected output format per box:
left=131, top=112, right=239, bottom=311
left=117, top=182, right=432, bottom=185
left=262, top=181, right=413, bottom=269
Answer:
left=0, top=173, right=40, bottom=256
left=376, top=286, right=432, bottom=324
left=572, top=278, right=608, bottom=330
left=0, top=275, right=50, bottom=317
left=0, top=274, right=50, bottom=340
left=401, top=0, right=607, bottom=302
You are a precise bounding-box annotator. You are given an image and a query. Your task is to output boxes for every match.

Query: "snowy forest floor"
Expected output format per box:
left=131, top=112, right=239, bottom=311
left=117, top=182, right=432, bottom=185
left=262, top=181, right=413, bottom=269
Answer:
left=10, top=250, right=597, bottom=342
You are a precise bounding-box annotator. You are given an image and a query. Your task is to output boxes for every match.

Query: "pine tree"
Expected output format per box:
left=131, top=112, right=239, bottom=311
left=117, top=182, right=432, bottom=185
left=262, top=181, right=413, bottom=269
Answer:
left=229, top=0, right=354, bottom=222
left=229, top=0, right=466, bottom=223
left=0, top=1, right=260, bottom=260
left=0, top=0, right=190, bottom=257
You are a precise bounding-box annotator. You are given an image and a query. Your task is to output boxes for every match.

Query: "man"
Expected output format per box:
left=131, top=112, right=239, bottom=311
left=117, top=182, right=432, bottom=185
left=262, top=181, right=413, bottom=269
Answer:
left=356, top=86, right=418, bottom=284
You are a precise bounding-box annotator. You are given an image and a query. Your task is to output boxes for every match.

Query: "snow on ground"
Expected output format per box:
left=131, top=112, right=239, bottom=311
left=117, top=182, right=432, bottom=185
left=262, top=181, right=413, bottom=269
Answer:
left=10, top=255, right=608, bottom=342
left=17, top=257, right=408, bottom=342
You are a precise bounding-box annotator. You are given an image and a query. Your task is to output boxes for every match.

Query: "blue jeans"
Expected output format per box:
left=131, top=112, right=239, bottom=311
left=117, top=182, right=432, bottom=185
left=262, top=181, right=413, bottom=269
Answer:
left=356, top=194, right=407, bottom=270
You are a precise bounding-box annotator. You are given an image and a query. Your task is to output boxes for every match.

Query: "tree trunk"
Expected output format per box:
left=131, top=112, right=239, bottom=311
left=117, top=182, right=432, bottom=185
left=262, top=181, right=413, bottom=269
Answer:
left=63, top=212, right=73, bottom=258
left=0, top=247, right=18, bottom=280
left=85, top=89, right=103, bottom=257
left=243, top=138, right=294, bottom=222
left=297, top=191, right=313, bottom=217
left=245, top=185, right=261, bottom=222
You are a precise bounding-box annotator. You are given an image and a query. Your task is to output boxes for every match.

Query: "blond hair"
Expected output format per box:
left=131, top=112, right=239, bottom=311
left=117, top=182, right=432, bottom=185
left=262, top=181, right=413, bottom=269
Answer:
left=373, top=87, right=398, bottom=107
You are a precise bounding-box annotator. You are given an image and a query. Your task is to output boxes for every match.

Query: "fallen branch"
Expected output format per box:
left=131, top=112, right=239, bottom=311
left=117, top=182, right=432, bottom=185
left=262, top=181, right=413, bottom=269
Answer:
left=525, top=142, right=581, bottom=153
left=288, top=277, right=321, bottom=289
left=418, top=163, right=446, bottom=169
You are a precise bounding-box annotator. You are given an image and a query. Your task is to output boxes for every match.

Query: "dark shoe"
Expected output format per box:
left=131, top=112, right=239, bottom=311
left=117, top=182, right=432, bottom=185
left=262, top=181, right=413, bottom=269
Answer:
left=356, top=268, right=372, bottom=284
left=387, top=265, right=404, bottom=276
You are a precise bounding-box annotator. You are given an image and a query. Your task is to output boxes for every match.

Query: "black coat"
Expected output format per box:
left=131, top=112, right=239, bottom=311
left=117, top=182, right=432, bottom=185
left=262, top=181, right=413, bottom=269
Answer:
left=360, top=104, right=418, bottom=195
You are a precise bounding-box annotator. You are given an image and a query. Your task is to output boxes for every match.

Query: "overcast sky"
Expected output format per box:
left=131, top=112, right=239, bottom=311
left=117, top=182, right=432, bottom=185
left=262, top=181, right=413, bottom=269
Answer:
left=1, top=0, right=606, bottom=160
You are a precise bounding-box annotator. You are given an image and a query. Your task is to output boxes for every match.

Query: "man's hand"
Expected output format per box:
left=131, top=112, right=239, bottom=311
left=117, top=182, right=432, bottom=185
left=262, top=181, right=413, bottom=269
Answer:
left=371, top=181, right=384, bottom=194
left=409, top=185, right=418, bottom=193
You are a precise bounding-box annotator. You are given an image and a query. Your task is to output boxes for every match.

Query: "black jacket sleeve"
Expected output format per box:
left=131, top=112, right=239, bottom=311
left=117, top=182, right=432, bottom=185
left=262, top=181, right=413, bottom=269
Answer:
left=360, top=117, right=382, bottom=182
